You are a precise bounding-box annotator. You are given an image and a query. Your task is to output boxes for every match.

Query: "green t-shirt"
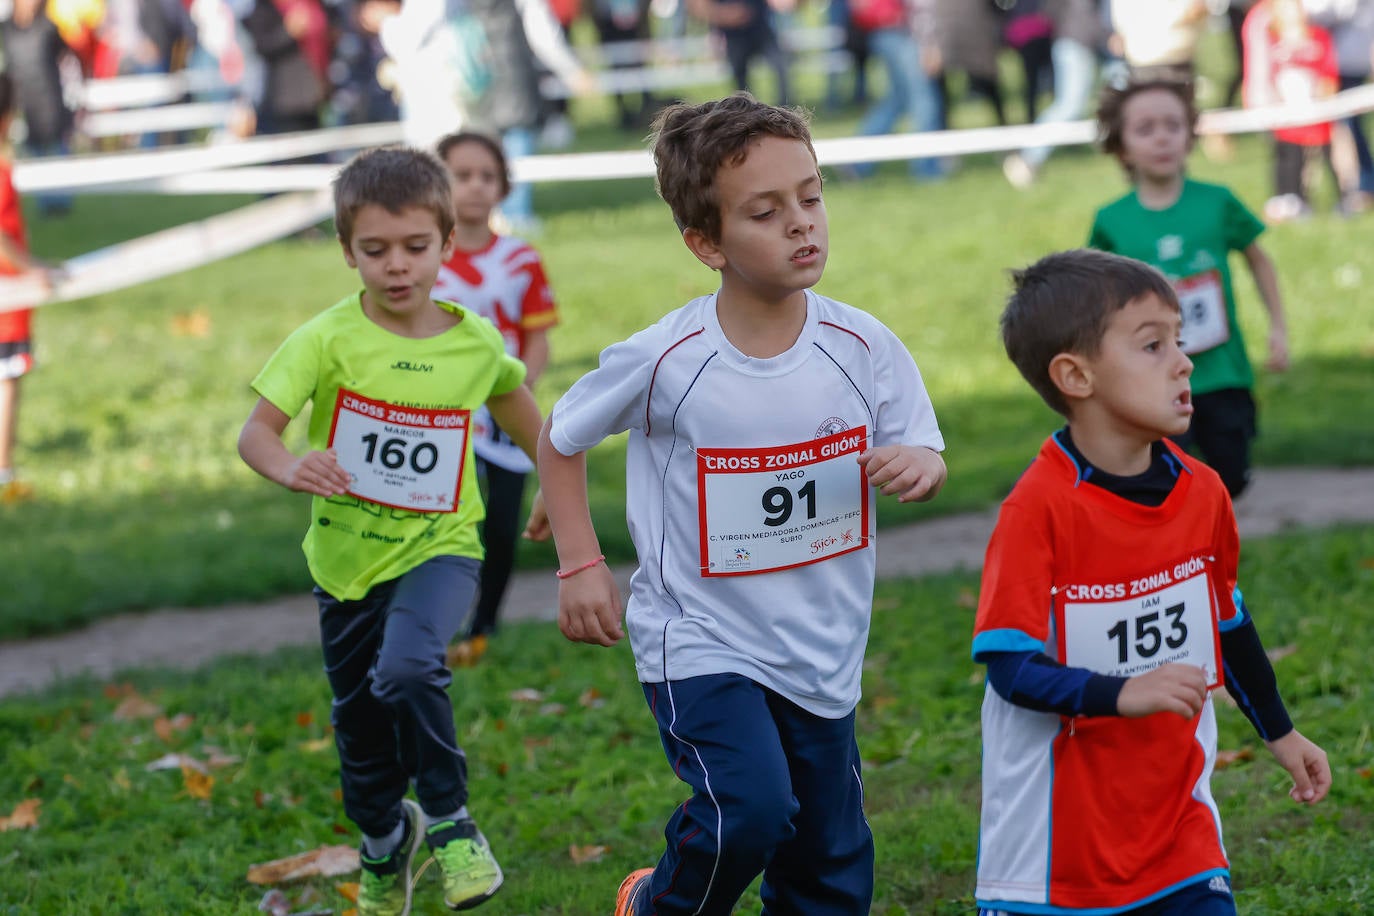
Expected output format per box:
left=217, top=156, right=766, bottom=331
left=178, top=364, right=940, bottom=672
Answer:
left=252, top=292, right=527, bottom=600
left=1088, top=179, right=1266, bottom=395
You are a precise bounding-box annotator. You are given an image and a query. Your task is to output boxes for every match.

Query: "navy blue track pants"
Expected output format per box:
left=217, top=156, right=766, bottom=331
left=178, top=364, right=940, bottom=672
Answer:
left=316, top=554, right=479, bottom=838
left=636, top=673, right=874, bottom=915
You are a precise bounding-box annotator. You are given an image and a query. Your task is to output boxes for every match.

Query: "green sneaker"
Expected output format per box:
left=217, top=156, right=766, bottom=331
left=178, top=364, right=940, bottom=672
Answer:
left=426, top=817, right=504, bottom=910
left=358, top=799, right=422, bottom=916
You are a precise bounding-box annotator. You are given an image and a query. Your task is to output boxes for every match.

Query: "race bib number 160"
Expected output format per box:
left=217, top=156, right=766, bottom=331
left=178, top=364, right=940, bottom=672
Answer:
left=328, top=389, right=470, bottom=513
left=697, top=426, right=870, bottom=577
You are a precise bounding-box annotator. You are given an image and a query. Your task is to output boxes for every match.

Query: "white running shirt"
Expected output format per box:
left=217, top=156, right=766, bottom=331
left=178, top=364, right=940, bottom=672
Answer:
left=548, top=290, right=944, bottom=717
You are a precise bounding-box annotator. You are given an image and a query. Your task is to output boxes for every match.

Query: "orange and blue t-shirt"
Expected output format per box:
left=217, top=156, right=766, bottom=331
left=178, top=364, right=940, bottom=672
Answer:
left=973, top=433, right=1244, bottom=913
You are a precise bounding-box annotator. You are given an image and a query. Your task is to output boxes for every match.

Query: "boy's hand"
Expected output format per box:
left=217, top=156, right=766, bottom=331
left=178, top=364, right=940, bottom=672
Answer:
left=1266, top=327, right=1290, bottom=372
left=1117, top=663, right=1208, bottom=719
left=857, top=445, right=946, bottom=503
left=522, top=489, right=551, bottom=541
left=282, top=448, right=352, bottom=497
left=558, top=565, right=624, bottom=647
left=1265, top=729, right=1331, bottom=805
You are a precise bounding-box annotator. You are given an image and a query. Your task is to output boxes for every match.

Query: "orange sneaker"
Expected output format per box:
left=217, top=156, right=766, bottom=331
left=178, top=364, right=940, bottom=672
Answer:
left=0, top=480, right=34, bottom=504
left=613, top=868, right=653, bottom=916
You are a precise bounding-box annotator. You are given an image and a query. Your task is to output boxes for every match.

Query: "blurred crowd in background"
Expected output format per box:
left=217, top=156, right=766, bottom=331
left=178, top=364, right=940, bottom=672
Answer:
left=0, top=0, right=1371, bottom=221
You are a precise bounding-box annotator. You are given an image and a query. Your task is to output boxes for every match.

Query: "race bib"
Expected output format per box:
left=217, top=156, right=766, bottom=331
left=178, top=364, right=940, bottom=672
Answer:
left=697, top=427, right=870, bottom=577
left=1174, top=270, right=1230, bottom=355
left=1056, top=557, right=1222, bottom=688
left=328, top=389, right=470, bottom=513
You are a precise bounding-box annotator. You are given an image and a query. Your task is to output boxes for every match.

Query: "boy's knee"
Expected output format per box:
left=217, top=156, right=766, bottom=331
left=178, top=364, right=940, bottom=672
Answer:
left=371, top=654, right=446, bottom=703
left=719, top=784, right=798, bottom=854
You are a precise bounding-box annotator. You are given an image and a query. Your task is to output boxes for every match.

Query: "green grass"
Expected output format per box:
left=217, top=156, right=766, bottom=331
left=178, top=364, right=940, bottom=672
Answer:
left=2, top=34, right=1372, bottom=639
left=1, top=524, right=1370, bottom=914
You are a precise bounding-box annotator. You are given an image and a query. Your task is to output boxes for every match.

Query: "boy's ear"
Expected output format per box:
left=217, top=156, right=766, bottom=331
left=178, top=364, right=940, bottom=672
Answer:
left=1048, top=351, right=1094, bottom=404
left=339, top=235, right=357, bottom=268
left=441, top=226, right=455, bottom=261
left=682, top=227, right=726, bottom=272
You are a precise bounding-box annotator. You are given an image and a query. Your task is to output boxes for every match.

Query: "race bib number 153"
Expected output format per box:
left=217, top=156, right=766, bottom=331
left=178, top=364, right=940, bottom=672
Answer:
left=1057, top=562, right=1222, bottom=688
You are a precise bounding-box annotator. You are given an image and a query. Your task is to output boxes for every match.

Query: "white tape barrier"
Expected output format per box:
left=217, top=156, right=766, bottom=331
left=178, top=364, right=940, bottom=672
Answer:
left=3, top=84, right=1371, bottom=313
left=81, top=101, right=240, bottom=138
left=0, top=189, right=332, bottom=313
left=14, top=121, right=404, bottom=194
left=543, top=48, right=850, bottom=99
left=55, top=83, right=1374, bottom=196
left=76, top=68, right=231, bottom=110
left=590, top=23, right=842, bottom=66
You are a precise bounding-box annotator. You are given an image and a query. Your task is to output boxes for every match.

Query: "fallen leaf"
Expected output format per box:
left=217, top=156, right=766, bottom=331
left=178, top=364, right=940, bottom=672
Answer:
left=113, top=693, right=163, bottom=721
left=509, top=688, right=543, bottom=703
left=955, top=588, right=978, bottom=609
left=0, top=798, right=41, bottom=831
left=578, top=688, right=605, bottom=709
left=154, top=713, right=194, bottom=743
left=1214, top=748, right=1254, bottom=769
left=296, top=711, right=315, bottom=728
left=147, top=753, right=208, bottom=774
left=1357, top=766, right=1372, bottom=779
left=183, top=765, right=215, bottom=800
left=568, top=843, right=608, bottom=865
left=103, top=682, right=136, bottom=699
left=336, top=882, right=360, bottom=903
left=332, top=823, right=350, bottom=836
left=203, top=747, right=242, bottom=769
left=300, top=737, right=333, bottom=753
left=1266, top=644, right=1298, bottom=664
left=257, top=888, right=290, bottom=916
left=111, top=769, right=131, bottom=791
left=538, top=703, right=566, bottom=716
left=170, top=309, right=212, bottom=338
left=247, top=845, right=361, bottom=885
left=254, top=789, right=268, bottom=808
left=22, top=776, right=43, bottom=793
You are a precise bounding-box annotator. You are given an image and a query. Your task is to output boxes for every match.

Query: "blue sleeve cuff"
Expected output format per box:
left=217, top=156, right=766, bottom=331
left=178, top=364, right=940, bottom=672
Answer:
left=973, top=629, right=1045, bottom=663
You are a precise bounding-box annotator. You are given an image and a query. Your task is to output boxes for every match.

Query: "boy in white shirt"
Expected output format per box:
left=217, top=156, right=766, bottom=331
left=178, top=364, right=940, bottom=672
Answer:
left=536, top=93, right=947, bottom=916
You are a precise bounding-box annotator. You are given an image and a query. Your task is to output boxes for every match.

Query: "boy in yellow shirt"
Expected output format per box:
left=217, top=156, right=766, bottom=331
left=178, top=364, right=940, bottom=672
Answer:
left=239, top=146, right=543, bottom=916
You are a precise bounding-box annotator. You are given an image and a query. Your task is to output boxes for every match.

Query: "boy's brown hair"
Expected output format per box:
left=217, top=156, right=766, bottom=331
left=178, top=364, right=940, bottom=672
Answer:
left=333, top=146, right=455, bottom=246
left=1001, top=249, right=1180, bottom=416
left=436, top=130, right=512, bottom=198
left=649, top=92, right=817, bottom=241
left=1096, top=76, right=1199, bottom=176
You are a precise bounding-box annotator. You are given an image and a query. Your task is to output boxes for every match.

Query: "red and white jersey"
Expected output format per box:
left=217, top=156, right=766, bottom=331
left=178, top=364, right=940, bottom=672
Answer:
left=972, top=436, right=1242, bottom=913
left=434, top=235, right=559, bottom=472
left=0, top=159, right=33, bottom=345
left=548, top=290, right=944, bottom=717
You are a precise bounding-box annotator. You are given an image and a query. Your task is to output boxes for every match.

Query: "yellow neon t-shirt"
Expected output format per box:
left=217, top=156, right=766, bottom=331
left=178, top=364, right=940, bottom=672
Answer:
left=252, top=292, right=526, bottom=600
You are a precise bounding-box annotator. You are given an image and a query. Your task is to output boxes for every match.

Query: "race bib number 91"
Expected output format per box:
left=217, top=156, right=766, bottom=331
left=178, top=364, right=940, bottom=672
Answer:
left=328, top=389, right=470, bottom=513
left=697, top=426, right=869, bottom=577
left=1057, top=558, right=1222, bottom=688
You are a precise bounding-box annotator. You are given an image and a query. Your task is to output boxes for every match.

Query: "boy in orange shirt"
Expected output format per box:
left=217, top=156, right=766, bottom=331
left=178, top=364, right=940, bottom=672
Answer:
left=972, top=248, right=1330, bottom=915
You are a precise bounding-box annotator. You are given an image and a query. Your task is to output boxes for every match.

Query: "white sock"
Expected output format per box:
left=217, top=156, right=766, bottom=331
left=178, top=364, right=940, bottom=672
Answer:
left=362, top=820, right=405, bottom=859
left=426, top=805, right=469, bottom=830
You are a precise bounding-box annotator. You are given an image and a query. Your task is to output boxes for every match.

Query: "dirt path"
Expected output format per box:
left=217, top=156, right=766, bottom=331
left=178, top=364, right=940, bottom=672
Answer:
left=3, top=466, right=1372, bottom=699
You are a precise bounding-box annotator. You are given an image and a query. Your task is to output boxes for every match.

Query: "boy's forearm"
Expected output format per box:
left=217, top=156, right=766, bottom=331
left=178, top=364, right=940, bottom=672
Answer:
left=487, top=385, right=543, bottom=465
left=1246, top=243, right=1287, bottom=330
left=536, top=417, right=602, bottom=564
left=522, top=333, right=550, bottom=387
left=237, top=421, right=297, bottom=488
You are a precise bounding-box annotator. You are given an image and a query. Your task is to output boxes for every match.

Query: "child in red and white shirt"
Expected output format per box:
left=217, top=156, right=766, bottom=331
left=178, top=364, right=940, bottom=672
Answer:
left=974, top=249, right=1330, bottom=915
left=0, top=72, right=55, bottom=501
left=434, top=130, right=560, bottom=661
left=1242, top=0, right=1340, bottom=220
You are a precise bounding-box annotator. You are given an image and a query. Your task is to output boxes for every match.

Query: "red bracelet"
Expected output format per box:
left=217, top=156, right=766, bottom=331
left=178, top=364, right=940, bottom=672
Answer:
left=555, top=555, right=606, bottom=580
